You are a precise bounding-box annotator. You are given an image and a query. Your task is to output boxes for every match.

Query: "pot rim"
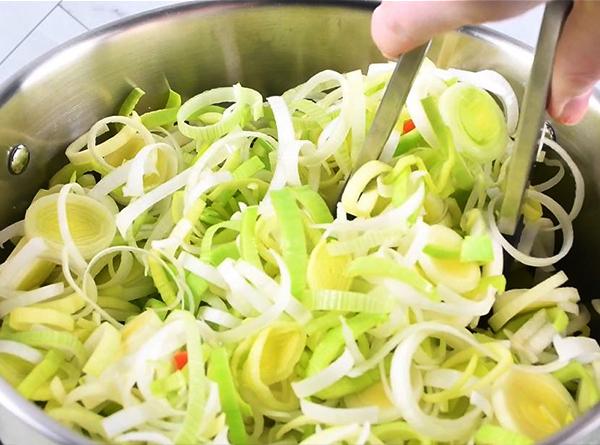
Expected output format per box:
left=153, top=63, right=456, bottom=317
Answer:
left=0, top=1, right=598, bottom=444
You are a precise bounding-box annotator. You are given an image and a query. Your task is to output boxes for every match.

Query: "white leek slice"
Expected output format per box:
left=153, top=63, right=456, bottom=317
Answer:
left=121, top=309, right=163, bottom=354
left=179, top=252, right=226, bottom=288
left=123, top=143, right=167, bottom=197
left=390, top=322, right=506, bottom=441
left=322, top=179, right=425, bottom=234
left=217, top=252, right=291, bottom=343
left=341, top=317, right=366, bottom=365
left=102, top=400, right=180, bottom=438
left=300, top=399, right=378, bottom=425
left=341, top=160, right=391, bottom=217
left=292, top=349, right=354, bottom=398
left=379, top=129, right=401, bottom=164
left=488, top=191, right=573, bottom=268
left=553, top=336, right=600, bottom=363
left=116, top=168, right=192, bottom=237
left=298, top=424, right=362, bottom=445
left=0, top=340, right=43, bottom=363
left=198, top=306, right=241, bottom=328
left=94, top=142, right=178, bottom=199
left=367, top=61, right=395, bottom=77
left=0, top=220, right=24, bottom=248
left=267, top=96, right=302, bottom=188
left=217, top=258, right=265, bottom=316
left=89, top=162, right=131, bottom=200
left=240, top=321, right=305, bottom=412
left=541, top=137, right=585, bottom=222
left=286, top=70, right=352, bottom=165
left=490, top=271, right=568, bottom=331
left=0, top=282, right=65, bottom=317
left=183, top=130, right=268, bottom=211
left=114, top=432, right=172, bottom=445
left=384, top=280, right=494, bottom=321
left=0, top=237, right=54, bottom=291
left=533, top=158, right=565, bottom=193
left=346, top=70, right=367, bottom=165
left=345, top=381, right=397, bottom=417
left=236, top=260, right=312, bottom=324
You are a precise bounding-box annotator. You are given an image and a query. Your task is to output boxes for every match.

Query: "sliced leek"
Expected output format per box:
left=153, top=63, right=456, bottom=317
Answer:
left=439, top=83, right=509, bottom=163
left=0, top=59, right=593, bottom=445
left=24, top=192, right=116, bottom=260
left=491, top=368, right=577, bottom=441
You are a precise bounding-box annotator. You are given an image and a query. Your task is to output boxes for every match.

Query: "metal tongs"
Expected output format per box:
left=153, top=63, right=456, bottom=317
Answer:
left=333, top=42, right=430, bottom=209
left=338, top=1, right=572, bottom=228
left=498, top=0, right=573, bottom=235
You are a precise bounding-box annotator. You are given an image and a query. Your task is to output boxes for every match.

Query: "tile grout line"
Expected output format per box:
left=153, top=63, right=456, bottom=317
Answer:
left=58, top=3, right=90, bottom=31
left=0, top=1, right=62, bottom=67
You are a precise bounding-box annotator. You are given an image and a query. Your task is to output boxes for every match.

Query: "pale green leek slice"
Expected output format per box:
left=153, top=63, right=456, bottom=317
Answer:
left=9, top=307, right=74, bottom=332
left=491, top=368, right=577, bottom=441
left=348, top=256, right=439, bottom=301
left=553, top=362, right=600, bottom=412
left=177, top=84, right=263, bottom=142
left=240, top=322, right=305, bottom=411
left=25, top=193, right=116, bottom=260
left=83, top=322, right=121, bottom=377
left=474, top=424, right=533, bottom=445
left=439, top=83, right=509, bottom=163
left=307, top=239, right=352, bottom=291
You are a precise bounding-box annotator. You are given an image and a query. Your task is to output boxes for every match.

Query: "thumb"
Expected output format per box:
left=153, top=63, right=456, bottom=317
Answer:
left=548, top=1, right=600, bottom=125
left=371, top=1, right=541, bottom=58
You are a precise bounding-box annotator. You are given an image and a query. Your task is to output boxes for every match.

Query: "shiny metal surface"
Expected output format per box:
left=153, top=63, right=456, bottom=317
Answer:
left=0, top=1, right=599, bottom=444
left=355, top=42, right=429, bottom=168
left=7, top=143, right=30, bottom=175
left=499, top=0, right=572, bottom=235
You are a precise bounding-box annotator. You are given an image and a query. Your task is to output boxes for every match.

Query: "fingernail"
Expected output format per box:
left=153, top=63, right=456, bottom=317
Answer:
left=557, top=92, right=592, bottom=125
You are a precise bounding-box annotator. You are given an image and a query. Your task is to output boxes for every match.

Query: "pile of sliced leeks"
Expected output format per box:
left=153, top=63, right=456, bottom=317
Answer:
left=0, top=58, right=598, bottom=445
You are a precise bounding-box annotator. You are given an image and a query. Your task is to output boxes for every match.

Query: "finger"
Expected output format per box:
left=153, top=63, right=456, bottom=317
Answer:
left=548, top=1, right=600, bottom=125
left=371, top=0, right=541, bottom=58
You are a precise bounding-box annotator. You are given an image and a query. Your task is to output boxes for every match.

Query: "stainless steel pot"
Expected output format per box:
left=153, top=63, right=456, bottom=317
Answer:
left=0, top=1, right=599, bottom=444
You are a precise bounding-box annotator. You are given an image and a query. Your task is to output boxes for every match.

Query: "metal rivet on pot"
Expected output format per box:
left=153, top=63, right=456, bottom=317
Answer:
left=543, top=121, right=557, bottom=142
left=7, top=144, right=30, bottom=175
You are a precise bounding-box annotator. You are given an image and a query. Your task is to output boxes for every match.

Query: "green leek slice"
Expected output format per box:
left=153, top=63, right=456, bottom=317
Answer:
left=271, top=188, right=307, bottom=298
left=209, top=347, right=248, bottom=445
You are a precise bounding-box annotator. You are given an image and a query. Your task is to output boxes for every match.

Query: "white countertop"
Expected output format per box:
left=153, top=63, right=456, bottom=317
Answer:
left=0, top=1, right=543, bottom=444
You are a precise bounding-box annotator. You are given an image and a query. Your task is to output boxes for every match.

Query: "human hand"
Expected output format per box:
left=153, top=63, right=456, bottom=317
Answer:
left=371, top=1, right=600, bottom=125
